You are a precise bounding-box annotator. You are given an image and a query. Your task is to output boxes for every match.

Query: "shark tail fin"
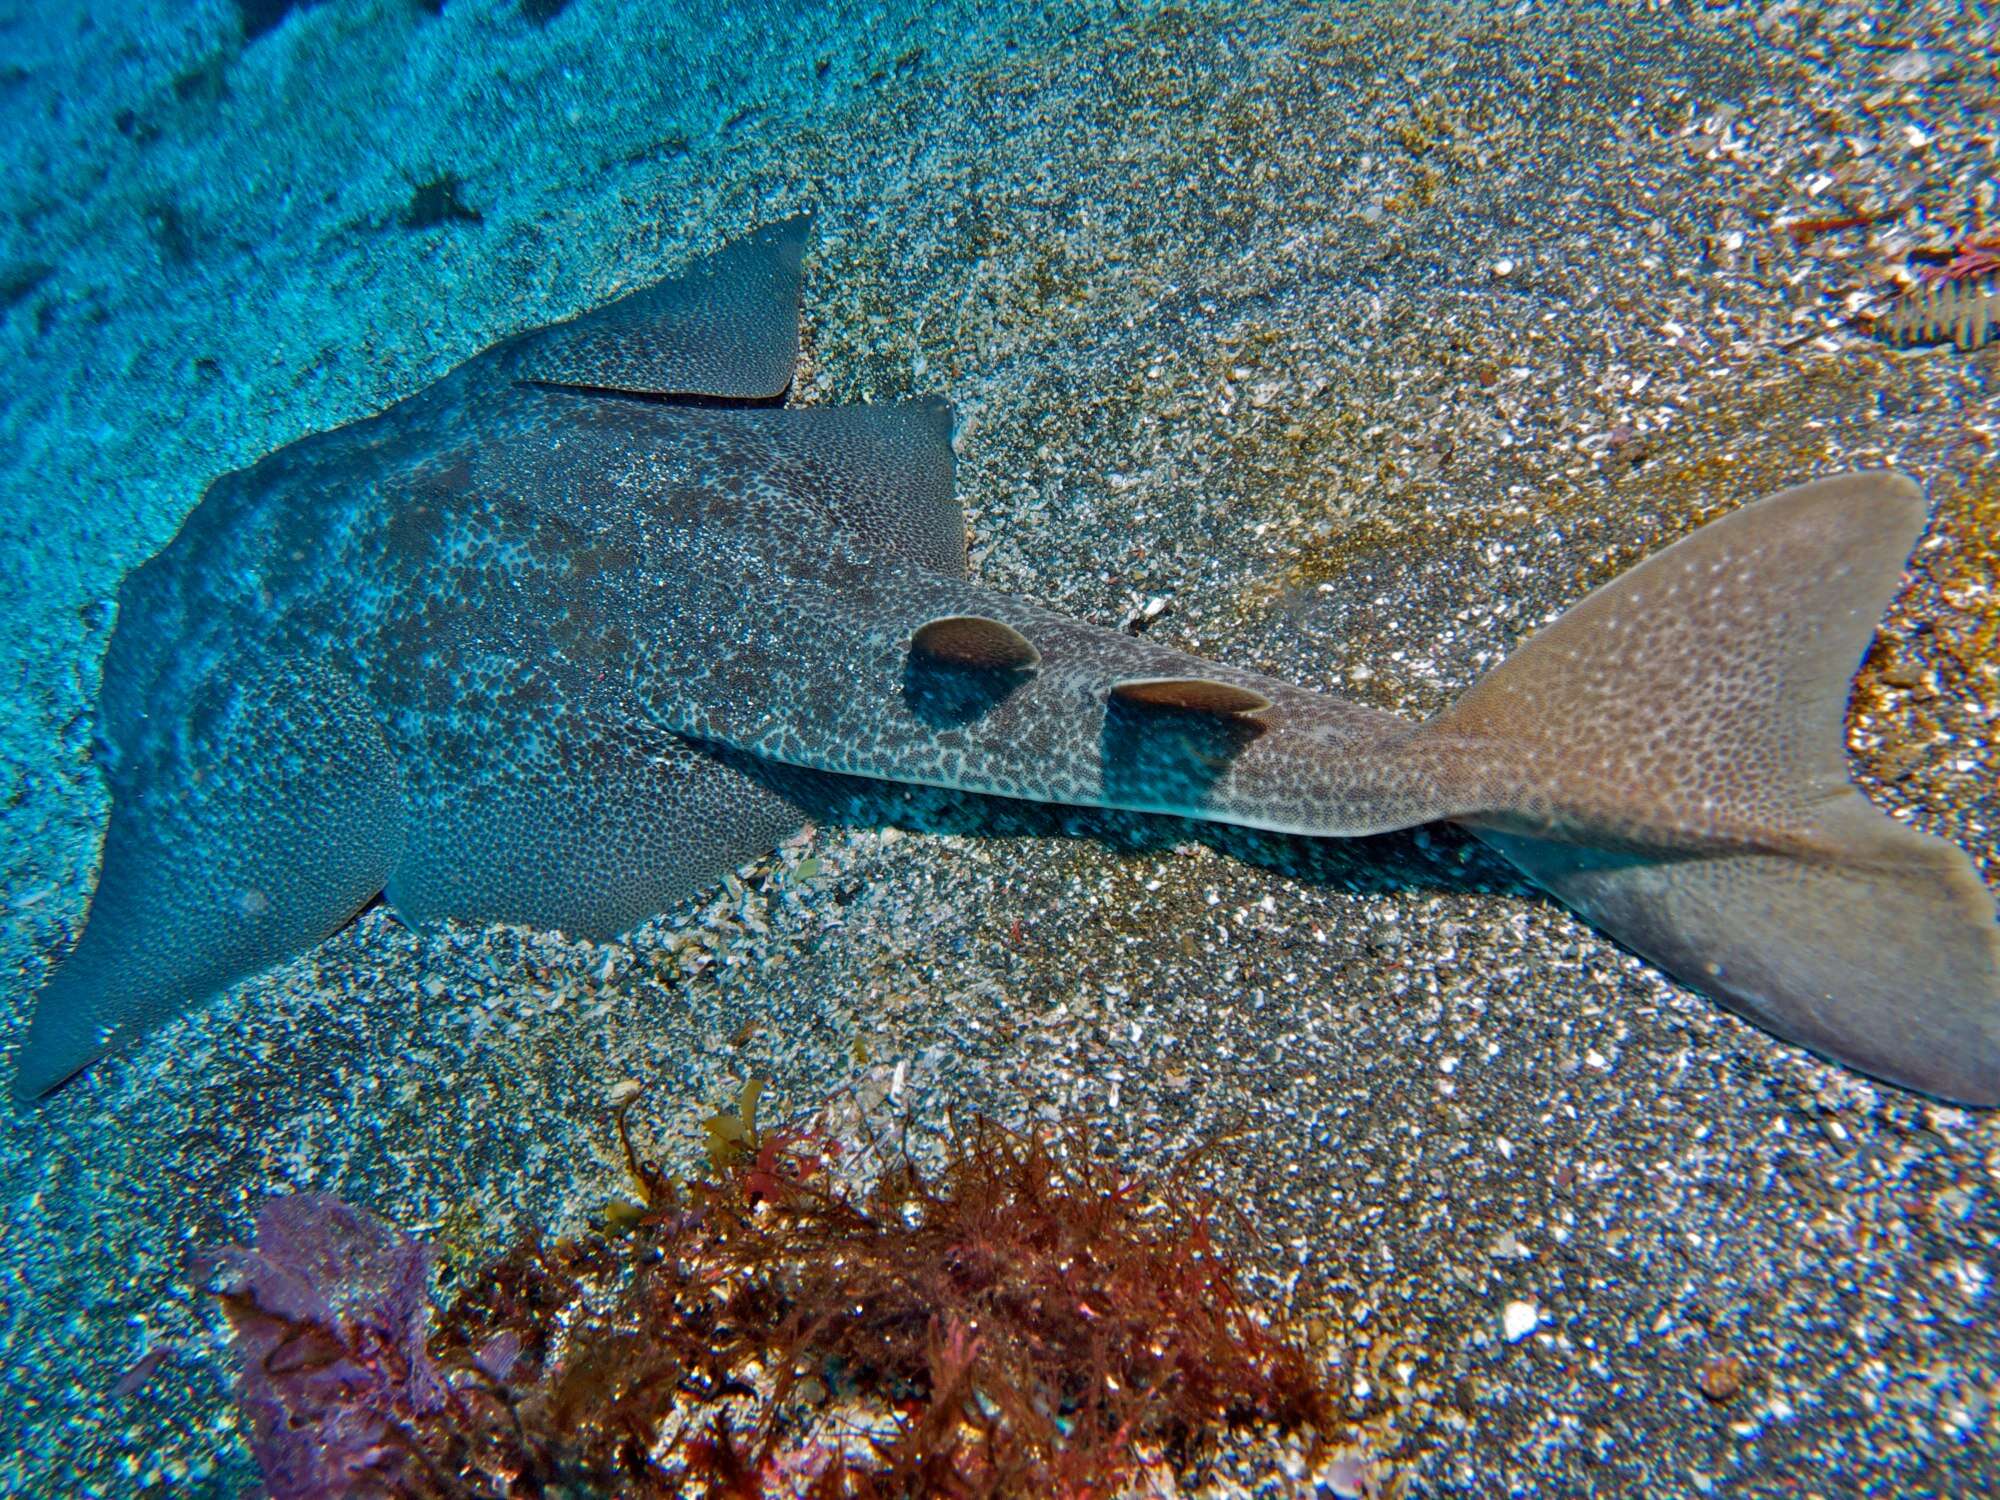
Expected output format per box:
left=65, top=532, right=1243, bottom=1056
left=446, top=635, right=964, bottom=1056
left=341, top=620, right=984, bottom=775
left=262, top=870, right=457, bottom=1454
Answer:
left=1419, top=472, right=2000, bottom=1104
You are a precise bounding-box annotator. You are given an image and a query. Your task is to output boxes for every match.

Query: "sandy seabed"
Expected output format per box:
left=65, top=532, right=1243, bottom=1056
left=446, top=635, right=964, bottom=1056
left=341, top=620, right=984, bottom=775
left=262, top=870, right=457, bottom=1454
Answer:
left=0, top=0, right=1994, bottom=1494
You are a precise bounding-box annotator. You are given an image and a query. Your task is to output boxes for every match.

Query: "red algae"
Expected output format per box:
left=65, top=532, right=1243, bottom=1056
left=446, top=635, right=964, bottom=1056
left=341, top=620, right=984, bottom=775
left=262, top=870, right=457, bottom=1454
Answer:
left=205, top=1090, right=1343, bottom=1498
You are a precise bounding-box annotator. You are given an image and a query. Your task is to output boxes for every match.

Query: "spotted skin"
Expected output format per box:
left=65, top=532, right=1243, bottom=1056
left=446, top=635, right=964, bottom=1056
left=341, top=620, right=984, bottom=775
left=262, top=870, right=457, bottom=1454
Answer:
left=1431, top=478, right=2000, bottom=1106
left=14, top=222, right=1999, bottom=1106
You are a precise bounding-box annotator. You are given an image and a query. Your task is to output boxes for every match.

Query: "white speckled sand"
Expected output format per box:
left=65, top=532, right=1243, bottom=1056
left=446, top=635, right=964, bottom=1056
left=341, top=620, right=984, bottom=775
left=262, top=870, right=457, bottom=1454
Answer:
left=0, top=1, right=1994, bottom=1493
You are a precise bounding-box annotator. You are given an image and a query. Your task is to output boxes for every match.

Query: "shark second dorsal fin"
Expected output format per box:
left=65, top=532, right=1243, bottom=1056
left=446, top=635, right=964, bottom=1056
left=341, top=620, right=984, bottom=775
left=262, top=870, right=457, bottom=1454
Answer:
left=512, top=215, right=810, bottom=399
left=1100, top=676, right=1271, bottom=812
left=1107, top=677, right=1272, bottom=715
left=911, top=615, right=1041, bottom=672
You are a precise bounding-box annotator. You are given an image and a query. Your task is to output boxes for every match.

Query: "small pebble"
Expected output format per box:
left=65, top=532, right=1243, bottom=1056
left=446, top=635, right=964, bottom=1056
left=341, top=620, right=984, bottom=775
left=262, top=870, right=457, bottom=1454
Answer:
left=1698, top=1353, right=1746, bottom=1404
left=1325, top=1452, right=1370, bottom=1498
left=1488, top=1230, right=1530, bottom=1261
left=1503, top=1299, right=1539, bottom=1343
left=608, top=1078, right=644, bottom=1107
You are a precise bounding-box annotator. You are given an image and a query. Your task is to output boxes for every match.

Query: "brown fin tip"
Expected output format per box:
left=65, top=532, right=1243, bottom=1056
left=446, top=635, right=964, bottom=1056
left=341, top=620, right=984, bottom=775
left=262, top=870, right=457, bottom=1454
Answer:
left=910, top=615, right=1041, bottom=673
left=1107, top=677, right=1273, bottom=716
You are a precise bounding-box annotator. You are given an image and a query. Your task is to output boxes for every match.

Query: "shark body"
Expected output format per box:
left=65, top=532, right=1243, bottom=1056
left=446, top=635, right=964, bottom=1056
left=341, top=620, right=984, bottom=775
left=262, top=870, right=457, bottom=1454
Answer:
left=16, top=218, right=2000, bottom=1105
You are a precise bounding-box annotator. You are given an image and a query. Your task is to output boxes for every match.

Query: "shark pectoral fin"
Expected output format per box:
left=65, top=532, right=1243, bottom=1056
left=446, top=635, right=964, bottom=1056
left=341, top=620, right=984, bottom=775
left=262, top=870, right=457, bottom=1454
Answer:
left=14, top=654, right=405, bottom=1101
left=1106, top=678, right=1273, bottom=715
left=512, top=214, right=811, bottom=399
left=911, top=615, right=1041, bottom=672
left=1421, top=471, right=2000, bottom=1104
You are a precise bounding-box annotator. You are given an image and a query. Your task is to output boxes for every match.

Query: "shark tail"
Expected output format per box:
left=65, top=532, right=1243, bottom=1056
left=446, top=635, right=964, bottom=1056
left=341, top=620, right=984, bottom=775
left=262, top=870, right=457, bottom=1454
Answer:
left=1414, top=472, right=1999, bottom=1105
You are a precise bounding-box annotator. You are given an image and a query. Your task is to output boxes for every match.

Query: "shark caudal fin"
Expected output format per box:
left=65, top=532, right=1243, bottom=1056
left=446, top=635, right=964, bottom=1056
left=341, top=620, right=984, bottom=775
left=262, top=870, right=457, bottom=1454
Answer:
left=1419, top=472, right=2000, bottom=1105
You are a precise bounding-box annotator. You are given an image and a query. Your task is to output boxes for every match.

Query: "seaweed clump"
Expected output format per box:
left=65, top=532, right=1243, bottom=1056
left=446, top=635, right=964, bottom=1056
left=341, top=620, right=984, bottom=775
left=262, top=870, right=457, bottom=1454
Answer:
left=195, top=1194, right=452, bottom=1497
left=202, top=1091, right=1341, bottom=1497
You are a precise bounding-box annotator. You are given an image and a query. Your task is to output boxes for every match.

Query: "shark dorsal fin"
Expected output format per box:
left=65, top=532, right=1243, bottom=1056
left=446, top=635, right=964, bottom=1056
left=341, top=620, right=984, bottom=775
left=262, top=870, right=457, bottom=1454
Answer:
left=1107, top=677, right=1271, bottom=716
left=910, top=615, right=1041, bottom=673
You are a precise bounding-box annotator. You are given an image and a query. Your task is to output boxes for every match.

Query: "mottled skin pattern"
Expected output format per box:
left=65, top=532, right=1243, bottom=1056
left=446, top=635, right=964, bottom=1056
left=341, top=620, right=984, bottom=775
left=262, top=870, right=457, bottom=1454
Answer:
left=14, top=220, right=1999, bottom=1106
left=647, top=540, right=1455, bottom=833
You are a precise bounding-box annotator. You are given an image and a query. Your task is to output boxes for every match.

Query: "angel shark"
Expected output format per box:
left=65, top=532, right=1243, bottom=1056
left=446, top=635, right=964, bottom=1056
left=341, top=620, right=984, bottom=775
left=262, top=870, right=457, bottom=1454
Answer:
left=13, top=217, right=1999, bottom=1105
